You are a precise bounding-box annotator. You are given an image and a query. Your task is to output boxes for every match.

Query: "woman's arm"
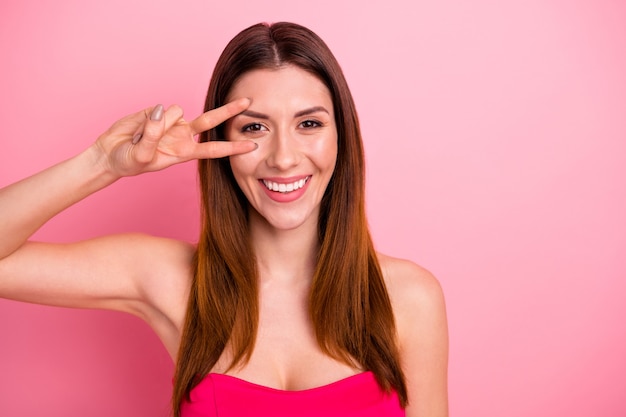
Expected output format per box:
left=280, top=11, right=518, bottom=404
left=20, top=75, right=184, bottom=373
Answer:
left=0, top=100, right=254, bottom=258
left=381, top=255, right=449, bottom=417
left=0, top=100, right=255, bottom=317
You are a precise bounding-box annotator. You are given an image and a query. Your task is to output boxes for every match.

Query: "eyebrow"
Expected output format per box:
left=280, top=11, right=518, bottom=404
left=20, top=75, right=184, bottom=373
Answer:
left=294, top=106, right=330, bottom=117
left=240, top=106, right=330, bottom=119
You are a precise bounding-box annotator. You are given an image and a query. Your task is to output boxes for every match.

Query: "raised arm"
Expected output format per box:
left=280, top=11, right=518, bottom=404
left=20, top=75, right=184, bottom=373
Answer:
left=0, top=100, right=255, bottom=326
left=0, top=99, right=254, bottom=259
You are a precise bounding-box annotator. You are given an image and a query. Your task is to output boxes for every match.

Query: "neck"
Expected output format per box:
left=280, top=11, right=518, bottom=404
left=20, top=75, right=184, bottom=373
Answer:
left=248, top=209, right=319, bottom=284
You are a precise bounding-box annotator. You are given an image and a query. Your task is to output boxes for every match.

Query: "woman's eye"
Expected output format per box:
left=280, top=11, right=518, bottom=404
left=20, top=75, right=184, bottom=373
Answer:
left=242, top=123, right=266, bottom=132
left=299, top=120, right=322, bottom=129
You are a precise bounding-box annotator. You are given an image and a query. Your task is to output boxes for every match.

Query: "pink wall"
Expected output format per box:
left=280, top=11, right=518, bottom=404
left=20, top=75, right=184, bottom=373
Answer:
left=1, top=0, right=625, bottom=416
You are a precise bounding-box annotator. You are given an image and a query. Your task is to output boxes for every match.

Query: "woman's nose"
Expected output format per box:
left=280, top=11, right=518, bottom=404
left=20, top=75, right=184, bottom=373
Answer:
left=266, top=131, right=300, bottom=170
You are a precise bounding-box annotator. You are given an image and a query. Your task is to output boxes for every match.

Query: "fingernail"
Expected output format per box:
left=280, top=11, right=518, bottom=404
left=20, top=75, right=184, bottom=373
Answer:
left=132, top=133, right=143, bottom=144
left=150, top=104, right=164, bottom=121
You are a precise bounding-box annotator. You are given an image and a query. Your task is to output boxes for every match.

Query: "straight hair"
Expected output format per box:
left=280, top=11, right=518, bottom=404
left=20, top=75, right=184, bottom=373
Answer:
left=173, top=22, right=407, bottom=415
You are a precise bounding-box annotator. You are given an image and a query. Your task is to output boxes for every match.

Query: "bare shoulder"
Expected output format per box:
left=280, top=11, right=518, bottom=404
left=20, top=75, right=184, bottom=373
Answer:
left=70, top=232, right=196, bottom=288
left=378, top=253, right=449, bottom=416
left=92, top=233, right=196, bottom=357
left=121, top=233, right=195, bottom=319
left=82, top=233, right=195, bottom=358
left=377, top=253, right=445, bottom=318
left=125, top=233, right=196, bottom=273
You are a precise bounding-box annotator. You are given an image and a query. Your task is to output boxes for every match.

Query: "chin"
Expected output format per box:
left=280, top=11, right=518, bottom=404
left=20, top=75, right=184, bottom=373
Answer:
left=252, top=208, right=319, bottom=232
left=266, top=216, right=314, bottom=231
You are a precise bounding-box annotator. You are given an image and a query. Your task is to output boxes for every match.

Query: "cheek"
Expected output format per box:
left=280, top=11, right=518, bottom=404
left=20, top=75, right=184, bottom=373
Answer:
left=312, top=139, right=338, bottom=172
left=228, top=153, right=258, bottom=188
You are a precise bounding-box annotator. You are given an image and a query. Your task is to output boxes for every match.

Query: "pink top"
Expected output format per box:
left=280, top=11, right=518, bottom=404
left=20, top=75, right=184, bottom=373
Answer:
left=180, top=371, right=405, bottom=416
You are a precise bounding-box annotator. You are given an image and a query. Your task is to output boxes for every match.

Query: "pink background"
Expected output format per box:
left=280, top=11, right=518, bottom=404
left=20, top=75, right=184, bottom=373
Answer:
left=1, top=0, right=625, bottom=416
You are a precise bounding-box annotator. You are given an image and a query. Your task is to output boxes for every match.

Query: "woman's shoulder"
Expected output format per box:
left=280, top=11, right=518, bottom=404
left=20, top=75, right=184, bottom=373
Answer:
left=124, top=233, right=196, bottom=296
left=127, top=233, right=197, bottom=266
left=376, top=253, right=447, bottom=340
left=376, top=253, right=449, bottom=413
left=377, top=253, right=444, bottom=304
left=91, top=232, right=197, bottom=280
left=117, top=233, right=196, bottom=355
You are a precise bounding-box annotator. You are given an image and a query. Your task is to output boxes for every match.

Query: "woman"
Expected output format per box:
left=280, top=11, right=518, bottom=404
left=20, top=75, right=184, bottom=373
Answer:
left=0, top=22, right=448, bottom=416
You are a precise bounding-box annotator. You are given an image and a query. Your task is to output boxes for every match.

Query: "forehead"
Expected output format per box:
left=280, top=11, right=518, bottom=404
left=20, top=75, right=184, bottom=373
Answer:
left=226, top=66, right=333, bottom=112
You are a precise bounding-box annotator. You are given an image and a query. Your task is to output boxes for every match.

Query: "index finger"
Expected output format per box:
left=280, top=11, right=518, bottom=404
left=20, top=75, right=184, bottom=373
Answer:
left=188, top=98, right=250, bottom=135
left=193, top=140, right=258, bottom=159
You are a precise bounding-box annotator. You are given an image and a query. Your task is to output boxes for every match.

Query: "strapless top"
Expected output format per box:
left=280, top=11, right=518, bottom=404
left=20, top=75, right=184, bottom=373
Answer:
left=180, top=371, right=404, bottom=416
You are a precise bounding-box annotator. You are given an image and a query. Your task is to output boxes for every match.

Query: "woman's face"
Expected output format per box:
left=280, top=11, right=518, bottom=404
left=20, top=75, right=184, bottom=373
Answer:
left=225, top=65, right=338, bottom=231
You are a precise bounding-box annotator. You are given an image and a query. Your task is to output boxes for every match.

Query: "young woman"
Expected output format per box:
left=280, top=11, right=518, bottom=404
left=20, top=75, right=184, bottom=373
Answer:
left=0, top=22, right=448, bottom=416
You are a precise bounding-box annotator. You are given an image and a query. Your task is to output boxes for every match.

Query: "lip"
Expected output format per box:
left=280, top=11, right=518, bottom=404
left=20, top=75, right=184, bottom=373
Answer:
left=258, top=175, right=311, bottom=203
left=261, top=175, right=310, bottom=183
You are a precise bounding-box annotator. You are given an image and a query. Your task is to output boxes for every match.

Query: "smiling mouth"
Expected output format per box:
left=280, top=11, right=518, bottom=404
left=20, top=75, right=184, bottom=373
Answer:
left=261, top=176, right=310, bottom=193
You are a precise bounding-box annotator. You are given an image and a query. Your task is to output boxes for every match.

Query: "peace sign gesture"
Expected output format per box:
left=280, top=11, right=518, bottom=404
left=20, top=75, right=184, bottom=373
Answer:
left=96, top=98, right=256, bottom=178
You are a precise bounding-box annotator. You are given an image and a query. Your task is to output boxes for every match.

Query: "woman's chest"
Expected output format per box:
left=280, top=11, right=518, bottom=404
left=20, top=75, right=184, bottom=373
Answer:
left=211, top=285, right=360, bottom=391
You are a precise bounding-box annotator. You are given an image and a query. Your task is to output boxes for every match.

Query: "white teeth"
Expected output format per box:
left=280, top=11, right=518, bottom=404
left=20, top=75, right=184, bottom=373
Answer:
left=262, top=177, right=309, bottom=193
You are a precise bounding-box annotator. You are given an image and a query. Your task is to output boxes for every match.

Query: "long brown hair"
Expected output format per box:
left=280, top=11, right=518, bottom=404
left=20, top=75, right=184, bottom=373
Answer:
left=173, top=22, right=407, bottom=415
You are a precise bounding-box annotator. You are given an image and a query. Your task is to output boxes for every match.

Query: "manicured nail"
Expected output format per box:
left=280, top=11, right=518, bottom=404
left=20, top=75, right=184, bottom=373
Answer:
left=131, top=132, right=143, bottom=144
left=150, top=104, right=164, bottom=121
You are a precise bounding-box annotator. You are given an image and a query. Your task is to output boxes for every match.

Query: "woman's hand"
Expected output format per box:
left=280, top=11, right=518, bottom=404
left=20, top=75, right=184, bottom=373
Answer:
left=95, top=98, right=256, bottom=178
